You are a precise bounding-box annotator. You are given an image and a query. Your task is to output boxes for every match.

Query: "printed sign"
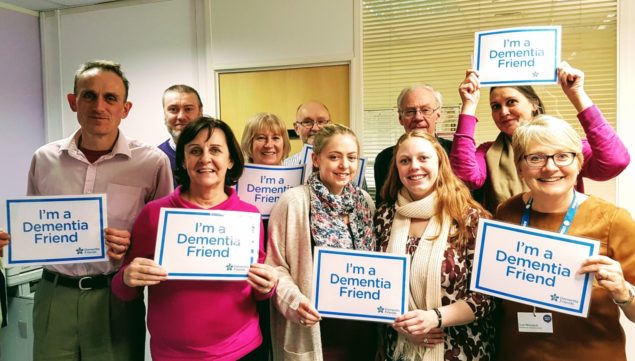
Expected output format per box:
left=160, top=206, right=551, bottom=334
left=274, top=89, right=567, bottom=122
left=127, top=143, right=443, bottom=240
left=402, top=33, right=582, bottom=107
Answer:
left=300, top=144, right=368, bottom=188
left=471, top=219, right=598, bottom=317
left=154, top=208, right=260, bottom=280
left=236, top=164, right=304, bottom=219
left=311, top=247, right=410, bottom=323
left=300, top=144, right=314, bottom=184
left=4, top=195, right=108, bottom=266
left=474, top=26, right=561, bottom=86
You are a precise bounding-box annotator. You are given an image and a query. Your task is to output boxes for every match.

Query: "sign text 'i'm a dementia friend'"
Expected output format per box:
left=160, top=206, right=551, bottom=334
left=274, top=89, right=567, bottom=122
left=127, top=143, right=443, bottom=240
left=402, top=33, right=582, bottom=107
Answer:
left=497, top=240, right=572, bottom=287
left=332, top=261, right=393, bottom=300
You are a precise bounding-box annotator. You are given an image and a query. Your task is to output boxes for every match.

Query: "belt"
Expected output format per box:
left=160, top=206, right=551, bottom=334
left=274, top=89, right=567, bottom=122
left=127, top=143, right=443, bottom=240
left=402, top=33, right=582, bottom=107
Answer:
left=42, top=269, right=113, bottom=290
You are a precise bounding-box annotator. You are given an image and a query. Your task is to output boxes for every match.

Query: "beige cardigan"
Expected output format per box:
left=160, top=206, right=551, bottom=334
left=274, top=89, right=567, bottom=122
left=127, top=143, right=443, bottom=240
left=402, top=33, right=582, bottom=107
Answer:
left=266, top=185, right=375, bottom=361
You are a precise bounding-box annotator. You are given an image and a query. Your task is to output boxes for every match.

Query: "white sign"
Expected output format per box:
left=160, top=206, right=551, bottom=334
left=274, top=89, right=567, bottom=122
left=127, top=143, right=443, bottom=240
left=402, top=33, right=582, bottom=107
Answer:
left=300, top=144, right=314, bottom=184
left=154, top=208, right=260, bottom=280
left=300, top=144, right=368, bottom=188
left=236, top=164, right=304, bottom=219
left=471, top=219, right=598, bottom=317
left=4, top=195, right=108, bottom=266
left=311, top=247, right=410, bottom=323
left=474, top=26, right=561, bottom=86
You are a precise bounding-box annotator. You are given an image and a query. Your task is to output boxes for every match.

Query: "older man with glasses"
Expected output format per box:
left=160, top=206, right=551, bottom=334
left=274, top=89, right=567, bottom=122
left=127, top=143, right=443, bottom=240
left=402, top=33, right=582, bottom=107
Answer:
left=373, top=85, right=452, bottom=204
left=284, top=100, right=331, bottom=165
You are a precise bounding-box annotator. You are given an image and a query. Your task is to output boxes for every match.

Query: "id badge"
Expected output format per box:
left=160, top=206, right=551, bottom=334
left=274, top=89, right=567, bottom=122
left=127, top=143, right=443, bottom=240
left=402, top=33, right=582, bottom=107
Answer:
left=517, top=312, right=553, bottom=333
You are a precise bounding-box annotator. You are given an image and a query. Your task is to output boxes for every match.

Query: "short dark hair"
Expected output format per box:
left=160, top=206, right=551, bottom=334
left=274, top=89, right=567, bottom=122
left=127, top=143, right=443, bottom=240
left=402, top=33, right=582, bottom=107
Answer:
left=73, top=60, right=130, bottom=100
left=489, top=85, right=545, bottom=116
left=163, top=84, right=203, bottom=108
left=175, top=117, right=244, bottom=191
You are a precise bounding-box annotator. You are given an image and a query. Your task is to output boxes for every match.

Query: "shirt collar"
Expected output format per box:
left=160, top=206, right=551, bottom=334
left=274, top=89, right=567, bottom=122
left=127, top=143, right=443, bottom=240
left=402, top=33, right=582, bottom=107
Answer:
left=60, top=129, right=132, bottom=160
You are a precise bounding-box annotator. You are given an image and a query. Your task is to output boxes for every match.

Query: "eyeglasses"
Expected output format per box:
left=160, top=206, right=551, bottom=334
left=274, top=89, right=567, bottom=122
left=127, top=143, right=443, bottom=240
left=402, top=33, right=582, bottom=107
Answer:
left=297, top=119, right=331, bottom=128
left=523, top=152, right=577, bottom=168
left=400, top=106, right=440, bottom=119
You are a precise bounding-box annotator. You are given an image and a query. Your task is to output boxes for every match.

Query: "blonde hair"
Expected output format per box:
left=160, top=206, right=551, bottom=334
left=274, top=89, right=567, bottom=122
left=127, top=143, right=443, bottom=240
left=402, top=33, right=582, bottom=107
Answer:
left=381, top=130, right=489, bottom=247
left=241, top=113, right=291, bottom=163
left=312, top=123, right=360, bottom=155
left=512, top=114, right=584, bottom=170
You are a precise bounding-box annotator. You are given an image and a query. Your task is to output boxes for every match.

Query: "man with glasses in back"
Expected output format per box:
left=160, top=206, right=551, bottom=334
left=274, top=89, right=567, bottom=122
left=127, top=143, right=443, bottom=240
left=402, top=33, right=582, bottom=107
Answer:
left=284, top=100, right=331, bottom=165
left=373, top=85, right=452, bottom=204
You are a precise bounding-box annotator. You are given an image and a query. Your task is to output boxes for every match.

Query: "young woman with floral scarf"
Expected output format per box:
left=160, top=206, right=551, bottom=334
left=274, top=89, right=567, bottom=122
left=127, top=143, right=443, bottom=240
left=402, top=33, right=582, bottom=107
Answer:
left=266, top=124, right=377, bottom=361
left=375, top=130, right=494, bottom=361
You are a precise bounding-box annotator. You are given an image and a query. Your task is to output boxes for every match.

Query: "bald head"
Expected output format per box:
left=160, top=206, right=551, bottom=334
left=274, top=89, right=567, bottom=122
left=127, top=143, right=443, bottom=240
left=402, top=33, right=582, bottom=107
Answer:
left=294, top=101, right=331, bottom=144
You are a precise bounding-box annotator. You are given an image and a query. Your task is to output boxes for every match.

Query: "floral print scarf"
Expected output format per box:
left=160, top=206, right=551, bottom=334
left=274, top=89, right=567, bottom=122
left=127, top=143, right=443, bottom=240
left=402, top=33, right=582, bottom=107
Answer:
left=308, top=172, right=375, bottom=251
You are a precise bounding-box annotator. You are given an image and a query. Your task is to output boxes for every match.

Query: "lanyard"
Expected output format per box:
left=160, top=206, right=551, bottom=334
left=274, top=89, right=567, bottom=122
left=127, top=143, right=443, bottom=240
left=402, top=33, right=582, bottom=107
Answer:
left=521, top=190, right=580, bottom=316
left=520, top=190, right=579, bottom=235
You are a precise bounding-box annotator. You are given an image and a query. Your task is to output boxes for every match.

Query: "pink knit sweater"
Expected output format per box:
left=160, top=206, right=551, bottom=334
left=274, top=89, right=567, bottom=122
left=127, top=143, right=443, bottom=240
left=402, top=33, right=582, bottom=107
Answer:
left=112, top=186, right=270, bottom=361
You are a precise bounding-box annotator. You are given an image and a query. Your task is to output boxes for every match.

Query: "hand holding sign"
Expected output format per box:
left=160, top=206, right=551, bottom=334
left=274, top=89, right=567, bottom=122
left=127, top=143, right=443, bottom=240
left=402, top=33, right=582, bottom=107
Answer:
left=0, top=230, right=9, bottom=257
left=247, top=263, right=278, bottom=295
left=393, top=309, right=440, bottom=335
left=557, top=61, right=593, bottom=112
left=104, top=227, right=130, bottom=261
left=458, top=69, right=481, bottom=115
left=403, top=327, right=445, bottom=347
left=297, top=299, right=321, bottom=327
left=578, top=255, right=631, bottom=304
left=123, top=257, right=168, bottom=287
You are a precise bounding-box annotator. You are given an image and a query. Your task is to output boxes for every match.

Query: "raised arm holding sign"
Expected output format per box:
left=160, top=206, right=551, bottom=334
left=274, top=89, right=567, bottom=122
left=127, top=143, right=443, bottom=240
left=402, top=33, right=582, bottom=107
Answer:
left=450, top=59, right=630, bottom=214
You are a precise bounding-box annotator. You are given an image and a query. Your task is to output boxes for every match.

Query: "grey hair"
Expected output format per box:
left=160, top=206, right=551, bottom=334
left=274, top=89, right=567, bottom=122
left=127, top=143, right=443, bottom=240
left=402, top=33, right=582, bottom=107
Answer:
left=396, top=84, right=443, bottom=111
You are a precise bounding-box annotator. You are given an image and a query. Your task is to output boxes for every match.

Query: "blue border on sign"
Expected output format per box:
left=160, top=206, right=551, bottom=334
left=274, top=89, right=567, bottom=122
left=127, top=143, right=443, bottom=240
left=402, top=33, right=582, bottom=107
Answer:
left=235, top=164, right=305, bottom=220
left=475, top=27, right=560, bottom=85
left=473, top=221, right=595, bottom=314
left=355, top=158, right=367, bottom=188
left=301, top=144, right=313, bottom=166
left=6, top=196, right=106, bottom=264
left=156, top=209, right=256, bottom=278
left=313, top=248, right=408, bottom=321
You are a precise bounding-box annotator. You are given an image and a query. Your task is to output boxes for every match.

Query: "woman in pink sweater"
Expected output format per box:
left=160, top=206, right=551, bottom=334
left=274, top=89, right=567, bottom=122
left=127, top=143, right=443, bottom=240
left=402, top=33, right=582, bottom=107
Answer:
left=450, top=61, right=629, bottom=213
left=112, top=117, right=278, bottom=361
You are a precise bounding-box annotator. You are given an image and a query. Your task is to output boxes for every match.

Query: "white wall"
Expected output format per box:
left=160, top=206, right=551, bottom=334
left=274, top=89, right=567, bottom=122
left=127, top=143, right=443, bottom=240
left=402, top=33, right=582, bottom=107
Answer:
left=0, top=7, right=44, bottom=199
left=40, top=0, right=207, bottom=147
left=209, top=0, right=353, bottom=68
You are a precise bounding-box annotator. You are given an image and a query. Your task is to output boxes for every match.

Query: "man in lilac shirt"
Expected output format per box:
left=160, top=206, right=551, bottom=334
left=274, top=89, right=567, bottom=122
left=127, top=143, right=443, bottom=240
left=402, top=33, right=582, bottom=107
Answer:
left=24, top=60, right=173, bottom=361
left=158, top=84, right=203, bottom=185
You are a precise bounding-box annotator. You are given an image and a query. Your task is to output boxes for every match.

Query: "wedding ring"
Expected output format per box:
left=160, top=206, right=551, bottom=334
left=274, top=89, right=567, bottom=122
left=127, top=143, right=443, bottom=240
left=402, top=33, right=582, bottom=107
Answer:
left=424, top=338, right=428, bottom=343
left=300, top=319, right=306, bottom=325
